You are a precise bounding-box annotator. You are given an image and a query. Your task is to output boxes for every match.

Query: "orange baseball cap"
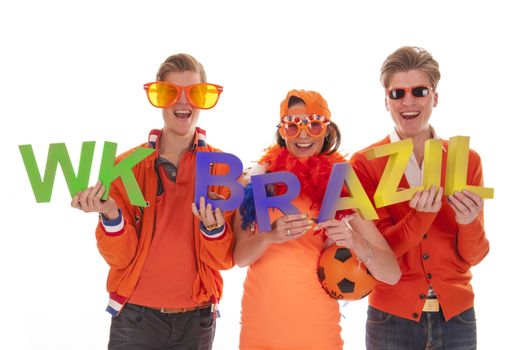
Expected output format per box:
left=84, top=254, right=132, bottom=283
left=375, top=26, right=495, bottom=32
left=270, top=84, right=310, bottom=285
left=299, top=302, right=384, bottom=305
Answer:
left=280, top=89, right=331, bottom=120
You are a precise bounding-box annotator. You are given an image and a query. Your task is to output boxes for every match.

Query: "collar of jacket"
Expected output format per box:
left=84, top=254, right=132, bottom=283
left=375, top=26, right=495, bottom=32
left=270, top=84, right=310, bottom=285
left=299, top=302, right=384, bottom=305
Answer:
left=147, top=127, right=207, bottom=151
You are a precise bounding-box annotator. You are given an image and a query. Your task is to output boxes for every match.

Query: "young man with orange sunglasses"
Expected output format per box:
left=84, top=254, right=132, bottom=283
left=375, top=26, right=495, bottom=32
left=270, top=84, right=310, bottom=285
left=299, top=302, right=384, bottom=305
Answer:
left=350, top=46, right=490, bottom=349
left=71, top=54, right=234, bottom=349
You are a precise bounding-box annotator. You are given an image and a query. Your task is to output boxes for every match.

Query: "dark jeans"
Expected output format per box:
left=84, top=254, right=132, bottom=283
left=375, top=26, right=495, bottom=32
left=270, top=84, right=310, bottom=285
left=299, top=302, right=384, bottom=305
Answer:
left=366, top=306, right=476, bottom=350
left=108, top=303, right=216, bottom=350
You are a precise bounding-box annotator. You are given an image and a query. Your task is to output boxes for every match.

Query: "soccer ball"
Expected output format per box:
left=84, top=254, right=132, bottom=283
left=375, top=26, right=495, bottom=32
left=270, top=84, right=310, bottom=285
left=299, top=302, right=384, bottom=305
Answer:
left=317, top=244, right=377, bottom=300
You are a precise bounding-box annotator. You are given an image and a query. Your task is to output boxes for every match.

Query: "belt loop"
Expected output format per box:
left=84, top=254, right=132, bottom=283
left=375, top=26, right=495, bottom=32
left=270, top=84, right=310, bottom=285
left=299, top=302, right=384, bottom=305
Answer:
left=211, top=296, right=219, bottom=320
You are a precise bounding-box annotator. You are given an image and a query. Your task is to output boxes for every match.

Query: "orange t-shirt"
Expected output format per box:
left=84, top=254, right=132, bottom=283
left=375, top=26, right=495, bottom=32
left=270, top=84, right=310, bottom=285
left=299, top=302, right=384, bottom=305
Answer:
left=128, top=153, right=199, bottom=308
left=240, top=196, right=343, bottom=350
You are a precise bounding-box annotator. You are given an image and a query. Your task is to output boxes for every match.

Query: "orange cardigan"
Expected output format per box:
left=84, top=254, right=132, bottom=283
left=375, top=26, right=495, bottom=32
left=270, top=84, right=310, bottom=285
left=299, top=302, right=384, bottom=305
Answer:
left=350, top=136, right=489, bottom=321
left=95, top=129, right=234, bottom=315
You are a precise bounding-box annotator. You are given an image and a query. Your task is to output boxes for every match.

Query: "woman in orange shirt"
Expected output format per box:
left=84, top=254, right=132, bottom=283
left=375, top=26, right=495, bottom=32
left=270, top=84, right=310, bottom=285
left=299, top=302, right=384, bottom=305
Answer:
left=234, top=89, right=401, bottom=350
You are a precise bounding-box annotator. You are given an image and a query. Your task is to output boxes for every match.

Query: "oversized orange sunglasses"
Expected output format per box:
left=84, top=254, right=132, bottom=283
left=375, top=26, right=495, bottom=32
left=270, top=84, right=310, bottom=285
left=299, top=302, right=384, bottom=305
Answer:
left=144, top=81, right=223, bottom=109
left=278, top=114, right=330, bottom=139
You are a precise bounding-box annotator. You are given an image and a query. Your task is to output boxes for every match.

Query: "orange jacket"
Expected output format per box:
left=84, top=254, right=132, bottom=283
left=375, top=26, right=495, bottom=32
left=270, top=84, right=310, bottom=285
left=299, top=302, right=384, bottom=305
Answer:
left=95, top=129, right=234, bottom=315
left=350, top=136, right=489, bottom=321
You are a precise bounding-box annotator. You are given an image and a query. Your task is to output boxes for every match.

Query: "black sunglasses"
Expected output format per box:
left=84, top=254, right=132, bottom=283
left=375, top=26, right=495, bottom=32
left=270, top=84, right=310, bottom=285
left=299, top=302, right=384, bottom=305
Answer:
left=387, top=86, right=432, bottom=100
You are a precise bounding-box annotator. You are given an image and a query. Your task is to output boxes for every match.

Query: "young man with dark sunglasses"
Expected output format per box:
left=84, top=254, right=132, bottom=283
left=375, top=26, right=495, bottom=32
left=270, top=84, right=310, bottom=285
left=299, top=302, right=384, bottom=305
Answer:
left=71, top=53, right=234, bottom=349
left=350, top=46, right=489, bottom=349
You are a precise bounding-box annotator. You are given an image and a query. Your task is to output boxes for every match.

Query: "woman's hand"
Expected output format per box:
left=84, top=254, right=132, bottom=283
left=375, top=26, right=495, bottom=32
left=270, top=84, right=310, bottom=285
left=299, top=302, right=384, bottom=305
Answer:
left=232, top=212, right=313, bottom=267
left=315, top=215, right=360, bottom=249
left=264, top=214, right=313, bottom=244
left=317, top=214, right=401, bottom=285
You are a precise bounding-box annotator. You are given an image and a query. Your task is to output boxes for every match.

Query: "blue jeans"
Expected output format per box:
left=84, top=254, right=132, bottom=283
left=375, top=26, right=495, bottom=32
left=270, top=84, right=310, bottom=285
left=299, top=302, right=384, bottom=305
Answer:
left=108, top=303, right=216, bottom=350
left=366, top=306, right=476, bottom=350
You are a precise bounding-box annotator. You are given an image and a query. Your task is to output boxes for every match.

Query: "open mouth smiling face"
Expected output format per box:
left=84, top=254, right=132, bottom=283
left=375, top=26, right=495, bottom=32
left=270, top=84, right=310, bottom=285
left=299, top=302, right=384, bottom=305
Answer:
left=386, top=70, right=438, bottom=139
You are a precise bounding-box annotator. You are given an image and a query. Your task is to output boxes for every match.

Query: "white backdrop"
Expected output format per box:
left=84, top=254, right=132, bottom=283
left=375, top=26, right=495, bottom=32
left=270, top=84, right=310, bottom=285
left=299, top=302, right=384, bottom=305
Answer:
left=1, top=1, right=523, bottom=349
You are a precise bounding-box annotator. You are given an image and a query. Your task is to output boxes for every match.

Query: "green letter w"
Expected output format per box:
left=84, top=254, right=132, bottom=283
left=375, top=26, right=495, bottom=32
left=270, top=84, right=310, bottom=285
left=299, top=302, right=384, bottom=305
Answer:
left=19, top=142, right=96, bottom=202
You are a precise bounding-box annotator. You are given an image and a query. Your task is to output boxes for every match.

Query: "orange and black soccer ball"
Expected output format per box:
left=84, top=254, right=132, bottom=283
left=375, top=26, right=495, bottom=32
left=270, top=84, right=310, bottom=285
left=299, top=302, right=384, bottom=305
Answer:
left=317, top=244, right=377, bottom=300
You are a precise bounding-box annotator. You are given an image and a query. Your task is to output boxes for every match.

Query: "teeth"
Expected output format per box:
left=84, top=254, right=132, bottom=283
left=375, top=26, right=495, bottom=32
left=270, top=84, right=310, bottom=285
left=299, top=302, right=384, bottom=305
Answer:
left=174, top=110, right=191, bottom=118
left=296, top=143, right=313, bottom=148
left=401, top=112, right=419, bottom=116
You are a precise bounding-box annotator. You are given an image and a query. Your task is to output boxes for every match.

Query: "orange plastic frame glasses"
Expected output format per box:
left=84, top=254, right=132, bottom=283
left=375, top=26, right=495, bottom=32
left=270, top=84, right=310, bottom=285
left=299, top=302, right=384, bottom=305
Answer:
left=278, top=114, right=330, bottom=139
left=144, top=81, right=223, bottom=109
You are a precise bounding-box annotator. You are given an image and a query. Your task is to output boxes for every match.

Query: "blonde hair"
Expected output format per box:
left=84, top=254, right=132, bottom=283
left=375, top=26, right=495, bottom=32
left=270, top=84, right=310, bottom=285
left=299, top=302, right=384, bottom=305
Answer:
left=156, top=53, right=207, bottom=82
left=380, top=46, right=440, bottom=89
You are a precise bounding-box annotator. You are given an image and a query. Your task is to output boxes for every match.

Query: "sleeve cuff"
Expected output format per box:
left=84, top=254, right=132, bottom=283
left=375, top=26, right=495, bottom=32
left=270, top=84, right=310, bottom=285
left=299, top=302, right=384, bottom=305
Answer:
left=100, top=209, right=125, bottom=237
left=405, top=209, right=438, bottom=233
left=200, top=222, right=226, bottom=241
left=457, top=216, right=483, bottom=238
